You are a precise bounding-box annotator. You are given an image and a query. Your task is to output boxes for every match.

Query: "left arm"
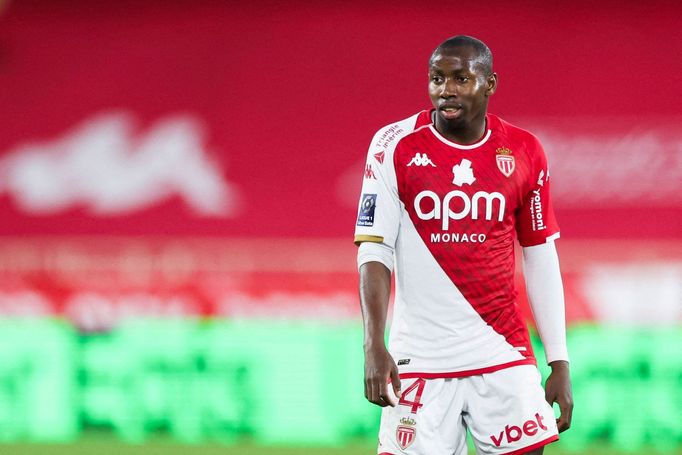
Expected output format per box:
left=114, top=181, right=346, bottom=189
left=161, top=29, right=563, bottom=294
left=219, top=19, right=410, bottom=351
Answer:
left=523, top=241, right=573, bottom=432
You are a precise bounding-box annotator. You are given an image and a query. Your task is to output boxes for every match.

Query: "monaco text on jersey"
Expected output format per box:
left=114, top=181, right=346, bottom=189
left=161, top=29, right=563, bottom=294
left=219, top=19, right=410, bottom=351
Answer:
left=415, top=190, right=506, bottom=230
left=430, top=232, right=487, bottom=243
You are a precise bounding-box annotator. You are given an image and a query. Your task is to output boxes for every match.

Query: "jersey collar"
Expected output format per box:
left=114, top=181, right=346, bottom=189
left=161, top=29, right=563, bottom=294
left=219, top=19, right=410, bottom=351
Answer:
left=427, top=111, right=492, bottom=150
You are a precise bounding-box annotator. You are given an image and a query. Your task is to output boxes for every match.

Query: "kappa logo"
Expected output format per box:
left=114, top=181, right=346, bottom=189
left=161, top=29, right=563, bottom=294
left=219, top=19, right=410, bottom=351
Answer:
left=490, top=413, right=549, bottom=448
left=407, top=152, right=436, bottom=167
left=452, top=159, right=476, bottom=186
left=0, top=112, right=238, bottom=217
left=537, top=169, right=545, bottom=186
left=496, top=147, right=515, bottom=177
left=364, top=164, right=377, bottom=180
left=374, top=151, right=385, bottom=164
left=396, top=417, right=417, bottom=450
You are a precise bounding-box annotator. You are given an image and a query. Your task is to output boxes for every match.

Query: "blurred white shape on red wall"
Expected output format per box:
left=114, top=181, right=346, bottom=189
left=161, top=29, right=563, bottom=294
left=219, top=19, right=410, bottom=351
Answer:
left=582, top=262, right=682, bottom=325
left=0, top=112, right=239, bottom=217
left=534, top=124, right=682, bottom=207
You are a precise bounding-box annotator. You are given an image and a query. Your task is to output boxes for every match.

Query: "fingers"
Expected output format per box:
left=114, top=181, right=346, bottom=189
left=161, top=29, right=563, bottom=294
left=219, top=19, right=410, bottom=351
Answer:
left=365, top=376, right=388, bottom=407
left=389, top=365, right=402, bottom=405
left=379, top=376, right=398, bottom=407
left=365, top=375, right=400, bottom=407
left=365, top=372, right=394, bottom=407
left=546, top=385, right=573, bottom=432
left=544, top=374, right=573, bottom=433
left=544, top=363, right=573, bottom=433
left=556, top=396, right=573, bottom=433
left=365, top=353, right=401, bottom=407
left=366, top=381, right=386, bottom=407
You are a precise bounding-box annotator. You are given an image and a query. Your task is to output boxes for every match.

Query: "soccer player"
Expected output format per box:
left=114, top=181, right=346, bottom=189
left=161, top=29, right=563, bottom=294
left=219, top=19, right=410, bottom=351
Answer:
left=354, top=36, right=573, bottom=455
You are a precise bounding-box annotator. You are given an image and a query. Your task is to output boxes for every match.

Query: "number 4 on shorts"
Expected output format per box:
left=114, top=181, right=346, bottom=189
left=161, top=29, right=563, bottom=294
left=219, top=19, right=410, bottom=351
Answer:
left=398, top=378, right=425, bottom=414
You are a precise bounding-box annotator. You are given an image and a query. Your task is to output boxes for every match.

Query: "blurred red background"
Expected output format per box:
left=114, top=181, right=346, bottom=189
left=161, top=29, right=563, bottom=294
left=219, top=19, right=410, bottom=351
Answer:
left=0, top=0, right=680, bottom=327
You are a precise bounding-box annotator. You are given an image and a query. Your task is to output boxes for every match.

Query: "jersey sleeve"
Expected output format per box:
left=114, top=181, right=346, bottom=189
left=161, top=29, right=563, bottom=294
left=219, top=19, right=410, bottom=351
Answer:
left=515, top=137, right=560, bottom=247
left=353, top=130, right=402, bottom=248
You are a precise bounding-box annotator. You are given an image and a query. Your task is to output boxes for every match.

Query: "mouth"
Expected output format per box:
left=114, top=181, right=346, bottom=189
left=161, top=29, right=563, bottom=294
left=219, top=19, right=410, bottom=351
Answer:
left=438, top=104, right=463, bottom=119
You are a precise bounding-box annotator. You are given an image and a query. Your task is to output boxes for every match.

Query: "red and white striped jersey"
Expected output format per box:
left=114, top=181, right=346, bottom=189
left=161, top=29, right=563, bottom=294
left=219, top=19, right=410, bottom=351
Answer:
left=354, top=110, right=560, bottom=377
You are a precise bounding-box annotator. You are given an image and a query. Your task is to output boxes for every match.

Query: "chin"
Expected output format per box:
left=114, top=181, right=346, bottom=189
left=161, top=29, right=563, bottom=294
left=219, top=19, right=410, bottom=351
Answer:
left=438, top=112, right=467, bottom=125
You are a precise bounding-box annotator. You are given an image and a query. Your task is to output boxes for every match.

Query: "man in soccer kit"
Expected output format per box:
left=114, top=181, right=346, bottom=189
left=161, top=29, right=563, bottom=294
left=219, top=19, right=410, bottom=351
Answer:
left=355, top=36, right=573, bottom=454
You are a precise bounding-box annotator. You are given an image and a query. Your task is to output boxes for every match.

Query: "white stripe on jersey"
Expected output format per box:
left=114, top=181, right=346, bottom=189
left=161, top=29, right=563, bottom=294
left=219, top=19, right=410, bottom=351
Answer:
left=389, top=212, right=526, bottom=374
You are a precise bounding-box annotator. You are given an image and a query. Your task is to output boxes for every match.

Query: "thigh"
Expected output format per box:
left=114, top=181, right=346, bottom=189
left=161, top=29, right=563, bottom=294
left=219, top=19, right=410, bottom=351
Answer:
left=463, top=365, right=559, bottom=455
left=377, top=377, right=467, bottom=455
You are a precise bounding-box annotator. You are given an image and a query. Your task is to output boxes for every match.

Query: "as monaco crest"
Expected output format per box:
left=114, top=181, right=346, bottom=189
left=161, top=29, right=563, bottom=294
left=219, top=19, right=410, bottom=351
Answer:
left=396, top=426, right=415, bottom=449
left=495, top=147, right=515, bottom=177
left=396, top=420, right=416, bottom=450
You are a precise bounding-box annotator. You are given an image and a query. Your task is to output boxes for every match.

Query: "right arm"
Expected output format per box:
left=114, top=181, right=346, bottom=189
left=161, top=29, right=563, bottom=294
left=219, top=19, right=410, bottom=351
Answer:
left=359, top=260, right=400, bottom=407
left=354, top=118, right=418, bottom=406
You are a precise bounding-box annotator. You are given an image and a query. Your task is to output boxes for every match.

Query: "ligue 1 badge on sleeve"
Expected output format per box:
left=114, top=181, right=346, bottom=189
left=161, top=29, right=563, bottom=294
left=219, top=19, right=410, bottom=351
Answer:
left=396, top=417, right=417, bottom=450
left=356, top=193, right=377, bottom=227
left=495, top=147, right=515, bottom=177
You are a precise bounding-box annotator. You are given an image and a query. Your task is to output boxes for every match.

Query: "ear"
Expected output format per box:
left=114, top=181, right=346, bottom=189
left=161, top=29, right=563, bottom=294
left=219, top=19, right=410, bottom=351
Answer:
left=485, top=72, right=498, bottom=96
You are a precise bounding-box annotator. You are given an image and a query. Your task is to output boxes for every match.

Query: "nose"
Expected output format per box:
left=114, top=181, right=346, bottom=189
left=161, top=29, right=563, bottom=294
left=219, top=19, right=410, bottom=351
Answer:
left=440, top=78, right=457, bottom=98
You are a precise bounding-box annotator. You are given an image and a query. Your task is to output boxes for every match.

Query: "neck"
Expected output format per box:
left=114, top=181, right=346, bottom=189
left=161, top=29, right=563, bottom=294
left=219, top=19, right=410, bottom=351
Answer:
left=432, top=112, right=487, bottom=145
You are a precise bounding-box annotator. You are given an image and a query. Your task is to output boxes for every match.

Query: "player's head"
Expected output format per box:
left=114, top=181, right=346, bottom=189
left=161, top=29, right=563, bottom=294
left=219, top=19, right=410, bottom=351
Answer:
left=430, top=36, right=493, bottom=75
left=428, top=36, right=497, bottom=130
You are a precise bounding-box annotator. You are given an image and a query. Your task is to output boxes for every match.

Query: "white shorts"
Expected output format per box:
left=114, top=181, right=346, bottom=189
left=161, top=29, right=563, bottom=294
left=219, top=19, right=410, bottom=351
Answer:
left=377, top=365, right=558, bottom=455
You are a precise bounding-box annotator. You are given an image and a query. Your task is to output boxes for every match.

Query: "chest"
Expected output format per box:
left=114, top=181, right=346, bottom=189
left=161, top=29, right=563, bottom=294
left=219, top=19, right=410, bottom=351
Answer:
left=394, top=139, right=532, bottom=215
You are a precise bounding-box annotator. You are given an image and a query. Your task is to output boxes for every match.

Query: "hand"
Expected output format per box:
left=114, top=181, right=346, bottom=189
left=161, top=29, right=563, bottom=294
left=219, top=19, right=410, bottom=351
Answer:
left=364, top=344, right=401, bottom=407
left=545, top=360, right=573, bottom=432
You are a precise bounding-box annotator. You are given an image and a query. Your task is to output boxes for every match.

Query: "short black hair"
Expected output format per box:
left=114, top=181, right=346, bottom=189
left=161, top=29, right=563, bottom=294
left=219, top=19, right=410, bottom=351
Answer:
left=430, top=35, right=493, bottom=74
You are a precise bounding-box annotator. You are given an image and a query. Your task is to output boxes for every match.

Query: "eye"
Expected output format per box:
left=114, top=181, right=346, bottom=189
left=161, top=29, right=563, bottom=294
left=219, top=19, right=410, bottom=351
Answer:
left=431, top=75, right=444, bottom=84
left=457, top=76, right=469, bottom=83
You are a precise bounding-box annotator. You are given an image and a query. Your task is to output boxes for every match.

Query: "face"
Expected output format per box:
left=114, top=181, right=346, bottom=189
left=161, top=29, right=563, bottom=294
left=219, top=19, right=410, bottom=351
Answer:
left=428, top=46, right=497, bottom=129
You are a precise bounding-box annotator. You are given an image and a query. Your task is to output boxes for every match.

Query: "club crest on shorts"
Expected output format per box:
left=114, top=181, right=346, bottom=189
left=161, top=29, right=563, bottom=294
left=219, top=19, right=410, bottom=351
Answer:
left=396, top=417, right=416, bottom=450
left=496, top=147, right=515, bottom=177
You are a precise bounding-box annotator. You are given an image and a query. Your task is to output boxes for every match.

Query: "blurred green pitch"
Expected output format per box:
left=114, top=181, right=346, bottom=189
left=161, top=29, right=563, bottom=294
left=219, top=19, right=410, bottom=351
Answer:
left=0, top=440, right=675, bottom=455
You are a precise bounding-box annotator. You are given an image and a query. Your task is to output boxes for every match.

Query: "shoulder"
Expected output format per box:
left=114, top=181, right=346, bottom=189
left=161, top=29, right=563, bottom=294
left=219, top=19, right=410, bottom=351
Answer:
left=370, top=110, right=431, bottom=152
left=489, top=114, right=544, bottom=153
